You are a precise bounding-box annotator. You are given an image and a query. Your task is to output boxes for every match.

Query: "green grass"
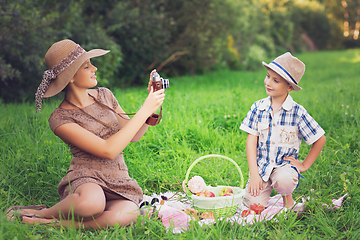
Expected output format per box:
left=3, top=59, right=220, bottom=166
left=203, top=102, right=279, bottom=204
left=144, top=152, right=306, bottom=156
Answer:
left=1, top=49, right=360, bottom=239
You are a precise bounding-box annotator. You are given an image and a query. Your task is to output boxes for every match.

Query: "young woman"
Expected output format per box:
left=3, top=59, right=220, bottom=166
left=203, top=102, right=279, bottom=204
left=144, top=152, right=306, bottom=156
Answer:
left=6, top=39, right=165, bottom=229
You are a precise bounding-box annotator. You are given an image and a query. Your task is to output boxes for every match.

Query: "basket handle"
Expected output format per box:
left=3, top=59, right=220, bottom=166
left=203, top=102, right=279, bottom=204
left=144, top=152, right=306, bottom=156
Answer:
left=184, top=154, right=245, bottom=196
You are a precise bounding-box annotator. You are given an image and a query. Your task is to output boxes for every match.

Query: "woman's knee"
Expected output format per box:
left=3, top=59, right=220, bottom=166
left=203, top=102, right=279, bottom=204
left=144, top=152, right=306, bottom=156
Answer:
left=105, top=208, right=139, bottom=227
left=105, top=200, right=139, bottom=227
left=73, top=183, right=106, bottom=217
left=74, top=197, right=106, bottom=218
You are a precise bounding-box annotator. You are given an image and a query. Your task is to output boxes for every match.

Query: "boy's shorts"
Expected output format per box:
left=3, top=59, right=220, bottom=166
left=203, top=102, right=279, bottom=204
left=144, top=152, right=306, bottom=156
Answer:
left=243, top=164, right=299, bottom=208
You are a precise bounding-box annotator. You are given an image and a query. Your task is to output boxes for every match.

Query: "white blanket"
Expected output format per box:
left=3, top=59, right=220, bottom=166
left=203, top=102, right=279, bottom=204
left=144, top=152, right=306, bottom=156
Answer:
left=141, top=192, right=348, bottom=233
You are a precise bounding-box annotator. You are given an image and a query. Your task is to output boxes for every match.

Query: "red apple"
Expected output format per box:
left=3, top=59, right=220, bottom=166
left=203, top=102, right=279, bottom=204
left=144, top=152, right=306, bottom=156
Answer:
left=249, top=203, right=265, bottom=214
left=204, top=189, right=215, bottom=197
left=241, top=209, right=255, bottom=217
left=200, top=211, right=215, bottom=219
left=222, top=193, right=233, bottom=197
left=219, top=187, right=233, bottom=196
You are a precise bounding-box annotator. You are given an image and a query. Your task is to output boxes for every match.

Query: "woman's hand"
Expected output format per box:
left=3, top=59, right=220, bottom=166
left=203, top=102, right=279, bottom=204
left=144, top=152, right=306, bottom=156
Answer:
left=142, top=87, right=165, bottom=116
left=248, top=173, right=263, bottom=197
left=284, top=156, right=306, bottom=172
left=147, top=69, right=157, bottom=94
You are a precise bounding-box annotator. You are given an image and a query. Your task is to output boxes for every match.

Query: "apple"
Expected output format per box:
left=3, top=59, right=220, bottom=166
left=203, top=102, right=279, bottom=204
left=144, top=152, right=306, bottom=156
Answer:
left=184, top=208, right=199, bottom=220
left=200, top=211, right=215, bottom=219
left=249, top=203, right=265, bottom=214
left=196, top=192, right=205, bottom=197
left=219, top=187, right=233, bottom=196
left=241, top=209, right=255, bottom=217
left=222, top=193, right=233, bottom=197
left=204, top=189, right=215, bottom=197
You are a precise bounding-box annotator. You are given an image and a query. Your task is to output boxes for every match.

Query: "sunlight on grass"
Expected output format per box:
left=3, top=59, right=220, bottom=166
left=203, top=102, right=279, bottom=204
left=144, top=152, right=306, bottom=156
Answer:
left=339, top=49, right=360, bottom=63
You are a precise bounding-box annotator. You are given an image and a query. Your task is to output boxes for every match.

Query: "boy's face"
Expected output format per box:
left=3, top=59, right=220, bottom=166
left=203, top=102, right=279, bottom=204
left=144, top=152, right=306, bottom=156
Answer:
left=264, top=69, right=293, bottom=99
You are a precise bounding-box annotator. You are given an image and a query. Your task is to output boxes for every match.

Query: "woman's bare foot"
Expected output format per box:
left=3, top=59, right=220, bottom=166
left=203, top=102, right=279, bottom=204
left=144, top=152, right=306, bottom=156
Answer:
left=21, top=215, right=58, bottom=225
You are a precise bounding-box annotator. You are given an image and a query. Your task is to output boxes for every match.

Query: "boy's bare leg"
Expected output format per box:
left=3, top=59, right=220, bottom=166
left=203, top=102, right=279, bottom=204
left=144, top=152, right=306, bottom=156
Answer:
left=282, top=194, right=295, bottom=208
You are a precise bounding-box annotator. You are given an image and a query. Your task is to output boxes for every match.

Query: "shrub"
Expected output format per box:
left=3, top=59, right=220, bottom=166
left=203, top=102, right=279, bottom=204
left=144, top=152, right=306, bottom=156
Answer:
left=291, top=0, right=332, bottom=51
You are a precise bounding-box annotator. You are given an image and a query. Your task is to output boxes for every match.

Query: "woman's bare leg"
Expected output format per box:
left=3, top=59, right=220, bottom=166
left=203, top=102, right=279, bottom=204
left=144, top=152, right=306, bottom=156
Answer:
left=21, top=199, right=139, bottom=229
left=19, top=183, right=106, bottom=221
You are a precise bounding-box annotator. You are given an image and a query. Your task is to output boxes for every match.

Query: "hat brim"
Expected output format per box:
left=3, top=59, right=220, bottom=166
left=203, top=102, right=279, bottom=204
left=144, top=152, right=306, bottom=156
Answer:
left=43, top=49, right=110, bottom=98
left=262, top=61, right=302, bottom=91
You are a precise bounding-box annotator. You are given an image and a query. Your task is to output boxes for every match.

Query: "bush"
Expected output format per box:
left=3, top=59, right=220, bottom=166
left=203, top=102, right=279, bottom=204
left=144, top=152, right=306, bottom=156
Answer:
left=0, top=0, right=349, bottom=103
left=0, top=0, right=121, bottom=103
left=0, top=0, right=56, bottom=102
left=104, top=0, right=240, bottom=83
left=221, top=0, right=276, bottom=71
left=291, top=0, right=332, bottom=51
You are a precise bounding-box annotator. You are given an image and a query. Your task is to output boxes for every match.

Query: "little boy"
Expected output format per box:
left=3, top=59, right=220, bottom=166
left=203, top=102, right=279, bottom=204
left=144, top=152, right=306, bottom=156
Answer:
left=240, top=52, right=326, bottom=208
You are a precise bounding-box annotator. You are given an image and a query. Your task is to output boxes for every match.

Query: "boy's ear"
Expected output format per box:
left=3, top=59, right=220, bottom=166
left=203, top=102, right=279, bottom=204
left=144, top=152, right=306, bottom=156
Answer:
left=288, top=84, right=294, bottom=92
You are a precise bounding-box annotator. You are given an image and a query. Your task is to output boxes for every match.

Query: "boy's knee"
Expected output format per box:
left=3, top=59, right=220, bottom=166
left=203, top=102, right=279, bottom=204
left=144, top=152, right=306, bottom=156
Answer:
left=271, top=165, right=299, bottom=195
left=242, top=182, right=272, bottom=208
left=243, top=193, right=270, bottom=208
left=272, top=176, right=298, bottom=195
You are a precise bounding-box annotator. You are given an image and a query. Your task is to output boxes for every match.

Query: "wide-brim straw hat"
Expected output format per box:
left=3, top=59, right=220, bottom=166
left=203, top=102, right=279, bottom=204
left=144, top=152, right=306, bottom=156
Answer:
left=44, top=39, right=109, bottom=97
left=35, top=39, right=109, bottom=112
left=262, top=52, right=305, bottom=91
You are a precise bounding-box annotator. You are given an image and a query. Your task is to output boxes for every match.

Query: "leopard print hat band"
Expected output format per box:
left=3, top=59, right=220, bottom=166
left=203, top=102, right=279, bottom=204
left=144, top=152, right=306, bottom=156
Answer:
left=35, top=45, right=85, bottom=113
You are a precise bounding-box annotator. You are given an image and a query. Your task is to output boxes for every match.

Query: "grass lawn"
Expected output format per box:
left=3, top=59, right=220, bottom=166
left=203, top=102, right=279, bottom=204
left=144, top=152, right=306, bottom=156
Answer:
left=0, top=49, right=359, bottom=239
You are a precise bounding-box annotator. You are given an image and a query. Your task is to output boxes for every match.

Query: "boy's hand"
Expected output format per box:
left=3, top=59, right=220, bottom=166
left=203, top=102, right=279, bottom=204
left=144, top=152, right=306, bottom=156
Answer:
left=286, top=135, right=326, bottom=173
left=284, top=156, right=306, bottom=172
left=248, top=174, right=263, bottom=197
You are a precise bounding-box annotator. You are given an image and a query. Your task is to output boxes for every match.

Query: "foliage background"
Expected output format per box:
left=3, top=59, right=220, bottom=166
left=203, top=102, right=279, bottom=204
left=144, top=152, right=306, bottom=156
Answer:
left=0, top=0, right=356, bottom=102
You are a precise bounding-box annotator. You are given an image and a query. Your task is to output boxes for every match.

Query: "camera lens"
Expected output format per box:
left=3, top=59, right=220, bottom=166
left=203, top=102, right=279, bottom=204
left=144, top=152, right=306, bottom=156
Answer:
left=161, top=78, right=169, bottom=89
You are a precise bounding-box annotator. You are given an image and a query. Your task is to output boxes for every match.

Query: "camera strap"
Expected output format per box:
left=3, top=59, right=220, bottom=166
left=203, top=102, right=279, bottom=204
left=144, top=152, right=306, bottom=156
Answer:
left=64, top=93, right=161, bottom=129
left=145, top=106, right=162, bottom=126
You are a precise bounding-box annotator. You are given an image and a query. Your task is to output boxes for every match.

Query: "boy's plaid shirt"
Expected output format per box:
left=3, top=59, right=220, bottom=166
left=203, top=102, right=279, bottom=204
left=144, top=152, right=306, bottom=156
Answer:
left=240, top=95, right=325, bottom=181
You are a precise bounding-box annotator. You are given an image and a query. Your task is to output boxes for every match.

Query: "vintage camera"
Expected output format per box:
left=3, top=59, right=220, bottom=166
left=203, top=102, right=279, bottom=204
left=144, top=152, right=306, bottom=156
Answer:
left=146, top=72, right=168, bottom=126
left=151, top=72, right=169, bottom=92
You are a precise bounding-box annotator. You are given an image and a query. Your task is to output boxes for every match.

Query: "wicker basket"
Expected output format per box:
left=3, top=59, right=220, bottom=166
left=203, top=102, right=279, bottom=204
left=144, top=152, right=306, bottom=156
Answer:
left=184, top=154, right=245, bottom=218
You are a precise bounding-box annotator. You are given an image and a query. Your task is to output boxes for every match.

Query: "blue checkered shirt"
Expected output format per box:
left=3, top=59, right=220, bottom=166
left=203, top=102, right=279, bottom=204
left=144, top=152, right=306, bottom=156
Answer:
left=240, top=95, right=325, bottom=181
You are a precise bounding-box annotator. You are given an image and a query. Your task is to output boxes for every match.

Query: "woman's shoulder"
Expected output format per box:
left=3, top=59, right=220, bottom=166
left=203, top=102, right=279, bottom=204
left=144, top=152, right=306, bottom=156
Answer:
left=95, top=87, right=119, bottom=109
left=48, top=107, right=76, bottom=133
left=96, top=87, right=113, bottom=97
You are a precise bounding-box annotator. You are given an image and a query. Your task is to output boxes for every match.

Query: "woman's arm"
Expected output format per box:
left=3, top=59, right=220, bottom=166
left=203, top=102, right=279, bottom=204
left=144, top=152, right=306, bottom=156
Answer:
left=116, top=69, right=157, bottom=142
left=55, top=88, right=165, bottom=160
left=112, top=104, right=149, bottom=143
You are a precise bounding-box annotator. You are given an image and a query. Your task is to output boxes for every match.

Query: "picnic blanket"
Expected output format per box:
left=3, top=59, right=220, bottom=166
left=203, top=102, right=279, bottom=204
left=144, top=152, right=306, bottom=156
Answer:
left=141, top=192, right=348, bottom=233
